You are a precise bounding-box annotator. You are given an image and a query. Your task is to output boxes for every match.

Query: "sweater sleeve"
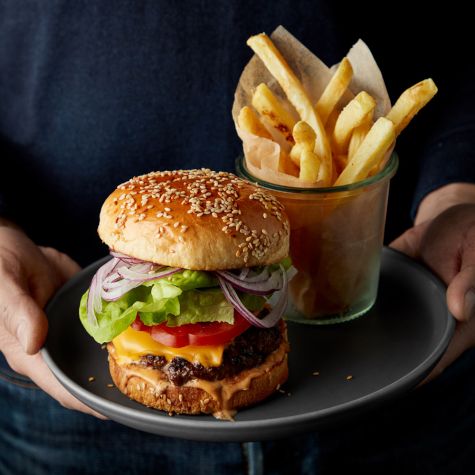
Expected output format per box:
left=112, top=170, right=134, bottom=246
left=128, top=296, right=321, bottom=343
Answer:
left=412, top=127, right=475, bottom=217
left=407, top=40, right=475, bottom=219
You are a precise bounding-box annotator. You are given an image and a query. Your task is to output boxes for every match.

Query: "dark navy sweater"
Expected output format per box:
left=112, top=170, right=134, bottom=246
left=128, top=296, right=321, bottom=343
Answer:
left=1, top=1, right=474, bottom=265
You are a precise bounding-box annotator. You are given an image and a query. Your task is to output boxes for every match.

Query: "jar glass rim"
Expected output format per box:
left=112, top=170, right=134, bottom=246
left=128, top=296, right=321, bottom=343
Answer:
left=236, top=152, right=399, bottom=194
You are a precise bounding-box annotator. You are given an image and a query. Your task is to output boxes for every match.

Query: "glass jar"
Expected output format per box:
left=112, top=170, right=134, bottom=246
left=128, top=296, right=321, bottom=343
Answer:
left=236, top=153, right=398, bottom=324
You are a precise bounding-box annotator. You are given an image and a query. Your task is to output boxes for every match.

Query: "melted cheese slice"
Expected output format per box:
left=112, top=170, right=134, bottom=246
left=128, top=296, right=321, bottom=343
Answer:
left=112, top=327, right=224, bottom=367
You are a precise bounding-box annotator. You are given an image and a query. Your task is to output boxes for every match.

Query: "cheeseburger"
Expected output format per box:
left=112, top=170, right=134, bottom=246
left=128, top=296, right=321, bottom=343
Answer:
left=79, top=169, right=293, bottom=419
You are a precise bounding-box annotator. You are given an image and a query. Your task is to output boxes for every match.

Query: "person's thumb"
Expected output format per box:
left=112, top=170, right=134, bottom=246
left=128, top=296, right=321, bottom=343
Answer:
left=1, top=290, right=48, bottom=354
left=446, top=264, right=475, bottom=323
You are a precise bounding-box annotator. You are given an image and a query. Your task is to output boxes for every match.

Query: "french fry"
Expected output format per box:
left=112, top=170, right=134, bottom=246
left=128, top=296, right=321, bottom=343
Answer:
left=334, top=117, right=395, bottom=186
left=334, top=154, right=349, bottom=175
left=316, top=58, right=353, bottom=125
left=247, top=33, right=332, bottom=186
left=252, top=83, right=296, bottom=144
left=333, top=91, right=376, bottom=154
left=300, top=148, right=321, bottom=183
left=293, top=120, right=316, bottom=150
left=238, top=106, right=272, bottom=139
left=324, top=108, right=340, bottom=137
left=293, top=121, right=320, bottom=183
left=289, top=143, right=302, bottom=166
left=386, top=79, right=438, bottom=135
left=348, top=114, right=373, bottom=160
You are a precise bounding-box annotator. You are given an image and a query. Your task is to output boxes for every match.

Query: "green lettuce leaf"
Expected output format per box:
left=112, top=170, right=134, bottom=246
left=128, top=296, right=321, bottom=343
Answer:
left=166, top=288, right=234, bottom=326
left=145, top=269, right=218, bottom=291
left=79, top=271, right=226, bottom=343
left=79, top=262, right=283, bottom=344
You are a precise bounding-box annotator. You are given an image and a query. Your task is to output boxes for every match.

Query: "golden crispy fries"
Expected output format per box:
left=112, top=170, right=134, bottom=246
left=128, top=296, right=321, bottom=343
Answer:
left=334, top=117, right=395, bottom=186
left=247, top=33, right=332, bottom=185
left=243, top=33, right=437, bottom=187
left=293, top=120, right=316, bottom=149
left=238, top=106, right=272, bottom=139
left=333, top=91, right=376, bottom=154
left=316, top=58, right=353, bottom=125
left=252, top=83, right=296, bottom=144
left=290, top=143, right=302, bottom=166
left=386, top=79, right=438, bottom=136
left=348, top=114, right=373, bottom=160
left=280, top=152, right=300, bottom=176
left=293, top=121, right=320, bottom=182
left=300, top=148, right=321, bottom=183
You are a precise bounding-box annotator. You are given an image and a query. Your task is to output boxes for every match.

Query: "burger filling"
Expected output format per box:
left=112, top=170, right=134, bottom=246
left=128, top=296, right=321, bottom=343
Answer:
left=79, top=252, right=294, bottom=380
left=140, top=322, right=283, bottom=386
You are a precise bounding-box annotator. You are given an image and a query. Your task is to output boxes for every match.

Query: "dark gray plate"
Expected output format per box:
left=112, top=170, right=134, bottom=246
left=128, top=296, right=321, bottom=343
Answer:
left=42, top=248, right=454, bottom=442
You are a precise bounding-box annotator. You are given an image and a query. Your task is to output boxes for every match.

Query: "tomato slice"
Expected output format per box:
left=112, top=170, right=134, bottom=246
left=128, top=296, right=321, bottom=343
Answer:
left=131, top=312, right=251, bottom=348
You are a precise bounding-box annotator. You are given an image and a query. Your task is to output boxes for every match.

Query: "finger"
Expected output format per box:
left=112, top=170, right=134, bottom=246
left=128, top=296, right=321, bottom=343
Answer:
left=0, top=287, right=48, bottom=354
left=447, top=265, right=475, bottom=322
left=28, top=248, right=80, bottom=308
left=389, top=221, right=430, bottom=259
left=40, top=247, right=81, bottom=280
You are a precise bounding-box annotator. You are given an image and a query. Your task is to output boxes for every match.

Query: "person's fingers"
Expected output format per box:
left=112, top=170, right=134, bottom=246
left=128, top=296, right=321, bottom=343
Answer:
left=0, top=286, right=48, bottom=354
left=447, top=265, right=475, bottom=322
left=389, top=221, right=429, bottom=259
left=28, top=247, right=81, bottom=308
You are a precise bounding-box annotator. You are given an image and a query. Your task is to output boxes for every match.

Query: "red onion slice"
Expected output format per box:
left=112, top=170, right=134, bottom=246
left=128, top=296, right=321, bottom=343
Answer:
left=88, top=249, right=294, bottom=329
left=110, top=251, right=143, bottom=264
left=216, top=268, right=283, bottom=295
left=101, top=279, right=144, bottom=301
left=217, top=265, right=288, bottom=328
left=87, top=257, right=121, bottom=326
left=240, top=267, right=271, bottom=283
left=117, top=263, right=181, bottom=282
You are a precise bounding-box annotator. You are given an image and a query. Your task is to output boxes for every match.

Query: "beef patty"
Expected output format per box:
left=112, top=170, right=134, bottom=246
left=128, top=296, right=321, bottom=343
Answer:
left=137, top=322, right=283, bottom=386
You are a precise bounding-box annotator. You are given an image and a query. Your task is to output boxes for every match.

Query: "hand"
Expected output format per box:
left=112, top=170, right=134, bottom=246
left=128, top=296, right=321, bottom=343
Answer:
left=391, top=202, right=475, bottom=383
left=0, top=224, right=104, bottom=417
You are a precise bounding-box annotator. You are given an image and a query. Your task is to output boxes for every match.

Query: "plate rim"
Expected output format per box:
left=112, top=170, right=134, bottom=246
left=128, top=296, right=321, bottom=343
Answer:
left=41, top=247, right=455, bottom=439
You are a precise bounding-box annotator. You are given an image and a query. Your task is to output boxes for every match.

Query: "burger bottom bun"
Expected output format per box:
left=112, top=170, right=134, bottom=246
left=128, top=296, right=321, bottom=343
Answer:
left=107, top=336, right=289, bottom=418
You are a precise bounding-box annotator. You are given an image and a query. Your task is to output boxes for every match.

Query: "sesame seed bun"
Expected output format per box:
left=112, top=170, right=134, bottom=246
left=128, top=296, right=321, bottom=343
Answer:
left=107, top=323, right=289, bottom=418
left=98, top=169, right=290, bottom=270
